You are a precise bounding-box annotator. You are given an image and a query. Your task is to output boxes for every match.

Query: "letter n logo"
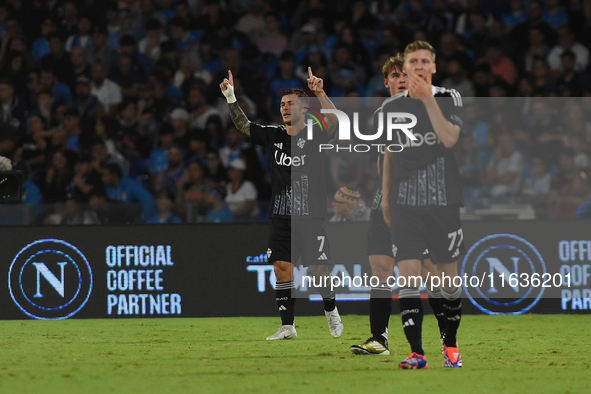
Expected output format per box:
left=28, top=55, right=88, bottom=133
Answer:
left=32, top=262, right=67, bottom=298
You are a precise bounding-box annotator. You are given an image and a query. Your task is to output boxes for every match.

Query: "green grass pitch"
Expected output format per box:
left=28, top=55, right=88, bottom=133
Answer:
left=0, top=315, right=589, bottom=393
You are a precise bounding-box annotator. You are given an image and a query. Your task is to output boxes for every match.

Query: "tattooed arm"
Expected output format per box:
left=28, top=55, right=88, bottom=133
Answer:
left=220, top=70, right=251, bottom=136
left=228, top=102, right=251, bottom=136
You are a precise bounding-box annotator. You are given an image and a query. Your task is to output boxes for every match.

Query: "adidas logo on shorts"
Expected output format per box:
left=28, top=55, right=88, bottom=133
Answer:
left=318, top=253, right=328, bottom=260
left=392, top=244, right=398, bottom=257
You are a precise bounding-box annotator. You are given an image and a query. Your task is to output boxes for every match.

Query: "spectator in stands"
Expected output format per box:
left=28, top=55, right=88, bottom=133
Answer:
left=522, top=155, right=552, bottom=198
left=225, top=158, right=259, bottom=220
left=139, top=18, right=167, bottom=63
left=176, top=160, right=216, bottom=218
left=58, top=1, right=79, bottom=40
left=146, top=191, right=183, bottom=223
left=41, top=33, right=74, bottom=86
left=87, top=186, right=136, bottom=224
left=149, top=122, right=175, bottom=180
left=74, top=75, right=104, bottom=125
left=108, top=10, right=141, bottom=50
left=67, top=153, right=104, bottom=203
left=155, top=145, right=187, bottom=196
left=257, top=12, right=287, bottom=57
left=236, top=0, right=267, bottom=44
left=204, top=150, right=228, bottom=186
left=576, top=195, right=591, bottom=218
left=69, top=47, right=92, bottom=90
left=0, top=78, right=27, bottom=132
left=329, top=186, right=370, bottom=222
left=32, top=17, right=57, bottom=61
left=90, top=137, right=125, bottom=176
left=563, top=100, right=591, bottom=144
left=520, top=27, right=550, bottom=74
left=60, top=107, right=83, bottom=152
left=543, top=0, right=570, bottom=30
left=568, top=133, right=590, bottom=170
left=0, top=105, right=21, bottom=159
left=553, top=51, right=591, bottom=96
left=12, top=160, right=42, bottom=219
left=167, top=16, right=201, bottom=52
left=501, top=0, right=527, bottom=30
left=87, top=25, right=113, bottom=67
left=485, top=132, right=525, bottom=201
left=12, top=113, right=49, bottom=174
left=266, top=51, right=302, bottom=123
left=38, top=68, right=73, bottom=106
left=102, top=162, right=155, bottom=222
left=204, top=187, right=234, bottom=223
left=478, top=40, right=518, bottom=86
left=168, top=107, right=191, bottom=145
left=219, top=125, right=265, bottom=193
left=90, top=60, right=122, bottom=116
left=511, top=0, right=556, bottom=50
left=441, top=59, right=475, bottom=99
left=41, top=149, right=74, bottom=203
left=549, top=169, right=591, bottom=219
left=456, top=134, right=480, bottom=188
left=186, top=129, right=208, bottom=165
left=187, top=81, right=222, bottom=131
left=547, top=26, right=590, bottom=73
left=65, top=15, right=93, bottom=52
left=551, top=149, right=580, bottom=194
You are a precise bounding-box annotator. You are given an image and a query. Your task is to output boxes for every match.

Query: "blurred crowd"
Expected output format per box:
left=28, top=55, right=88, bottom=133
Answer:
left=1, top=0, right=591, bottom=224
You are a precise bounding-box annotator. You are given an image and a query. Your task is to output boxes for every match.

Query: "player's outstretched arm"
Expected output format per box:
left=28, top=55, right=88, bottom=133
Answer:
left=307, top=67, right=338, bottom=135
left=220, top=70, right=251, bottom=136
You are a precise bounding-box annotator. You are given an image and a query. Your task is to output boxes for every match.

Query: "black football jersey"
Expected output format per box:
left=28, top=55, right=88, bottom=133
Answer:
left=381, top=86, right=464, bottom=209
left=250, top=121, right=330, bottom=219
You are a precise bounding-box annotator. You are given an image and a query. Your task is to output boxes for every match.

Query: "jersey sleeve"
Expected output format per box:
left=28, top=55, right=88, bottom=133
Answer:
left=249, top=122, right=277, bottom=147
left=440, top=89, right=464, bottom=130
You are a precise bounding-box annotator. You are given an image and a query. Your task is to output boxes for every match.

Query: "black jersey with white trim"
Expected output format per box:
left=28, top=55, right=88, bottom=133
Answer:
left=250, top=120, right=330, bottom=219
left=382, top=86, right=464, bottom=209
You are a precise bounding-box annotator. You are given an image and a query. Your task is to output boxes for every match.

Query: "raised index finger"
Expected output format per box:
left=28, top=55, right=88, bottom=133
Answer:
left=308, top=67, right=313, bottom=79
left=228, top=70, right=234, bottom=85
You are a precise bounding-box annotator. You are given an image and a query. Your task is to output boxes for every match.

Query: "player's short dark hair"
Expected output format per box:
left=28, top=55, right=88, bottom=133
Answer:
left=404, top=40, right=436, bottom=62
left=382, top=53, right=404, bottom=79
left=282, top=88, right=309, bottom=106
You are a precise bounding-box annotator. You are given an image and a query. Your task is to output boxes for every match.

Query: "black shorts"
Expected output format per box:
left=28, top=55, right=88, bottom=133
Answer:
left=367, top=209, right=394, bottom=257
left=367, top=209, right=431, bottom=260
left=389, top=206, right=465, bottom=265
left=267, top=218, right=331, bottom=265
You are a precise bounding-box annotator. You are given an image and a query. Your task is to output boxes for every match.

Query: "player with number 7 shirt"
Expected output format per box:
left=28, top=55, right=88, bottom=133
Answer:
left=220, top=67, right=344, bottom=341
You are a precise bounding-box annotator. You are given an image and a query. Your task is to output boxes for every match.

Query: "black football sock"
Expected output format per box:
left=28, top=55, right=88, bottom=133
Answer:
left=441, top=287, right=462, bottom=348
left=275, top=281, right=295, bottom=326
left=399, top=287, right=424, bottom=355
left=426, top=288, right=446, bottom=338
left=320, top=288, right=336, bottom=312
left=370, top=283, right=392, bottom=346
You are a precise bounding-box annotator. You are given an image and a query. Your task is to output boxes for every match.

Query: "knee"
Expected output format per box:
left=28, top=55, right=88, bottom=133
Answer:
left=309, top=264, right=330, bottom=277
left=274, top=261, right=292, bottom=282
left=369, top=256, right=395, bottom=282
